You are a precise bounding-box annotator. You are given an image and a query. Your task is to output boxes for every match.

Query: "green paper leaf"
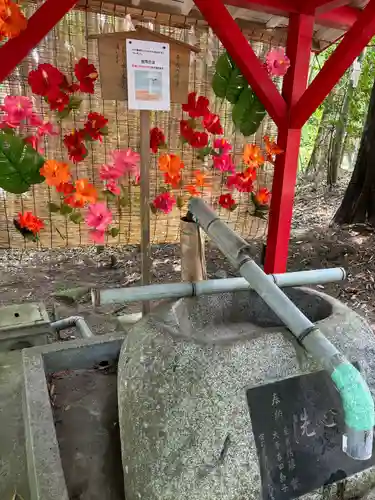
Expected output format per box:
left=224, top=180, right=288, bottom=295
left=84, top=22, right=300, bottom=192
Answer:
left=104, top=190, right=116, bottom=200
left=197, top=146, right=214, bottom=161
left=119, top=195, right=129, bottom=207
left=232, top=86, right=254, bottom=128
left=100, top=125, right=109, bottom=136
left=60, top=204, right=73, bottom=215
left=215, top=52, right=233, bottom=80
left=57, top=107, right=71, bottom=120
left=239, top=94, right=266, bottom=137
left=212, top=73, right=228, bottom=99
left=0, top=133, right=45, bottom=194
left=226, top=66, right=247, bottom=104
left=187, top=118, right=196, bottom=128
left=150, top=202, right=157, bottom=214
left=69, top=96, right=82, bottom=110
left=109, top=227, right=120, bottom=238
left=48, top=202, right=60, bottom=213
left=70, top=212, right=83, bottom=224
left=176, top=195, right=185, bottom=209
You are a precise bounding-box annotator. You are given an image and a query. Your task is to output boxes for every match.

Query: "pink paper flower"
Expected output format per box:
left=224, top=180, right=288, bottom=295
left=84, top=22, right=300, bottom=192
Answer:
left=265, top=48, right=290, bottom=77
left=89, top=229, right=106, bottom=244
left=213, top=154, right=235, bottom=173
left=37, top=121, right=59, bottom=136
left=99, top=163, right=124, bottom=181
left=28, top=113, right=44, bottom=127
left=214, top=138, right=232, bottom=155
left=105, top=180, right=121, bottom=195
left=1, top=96, right=33, bottom=127
left=111, top=148, right=140, bottom=177
left=85, top=202, right=113, bottom=232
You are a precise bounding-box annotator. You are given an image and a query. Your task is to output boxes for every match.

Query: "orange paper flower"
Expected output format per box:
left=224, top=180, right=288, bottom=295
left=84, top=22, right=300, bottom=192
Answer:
left=164, top=172, right=181, bottom=189
left=193, top=170, right=209, bottom=188
left=243, top=144, right=264, bottom=168
left=158, top=153, right=183, bottom=177
left=264, top=136, right=283, bottom=163
left=0, top=0, right=27, bottom=40
left=40, top=160, right=71, bottom=187
left=254, top=187, right=271, bottom=206
left=74, top=178, right=98, bottom=205
left=185, top=184, right=200, bottom=196
left=17, top=211, right=44, bottom=235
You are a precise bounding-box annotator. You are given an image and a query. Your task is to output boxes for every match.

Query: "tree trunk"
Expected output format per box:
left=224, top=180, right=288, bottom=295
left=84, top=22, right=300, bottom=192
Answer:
left=327, top=84, right=353, bottom=187
left=306, top=93, right=334, bottom=179
left=334, top=77, right=375, bottom=226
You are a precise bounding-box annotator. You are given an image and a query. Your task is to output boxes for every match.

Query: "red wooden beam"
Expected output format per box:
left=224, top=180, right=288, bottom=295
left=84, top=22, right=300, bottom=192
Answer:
left=0, top=0, right=78, bottom=83
left=291, top=0, right=375, bottom=128
left=303, top=0, right=352, bottom=14
left=193, top=0, right=287, bottom=127
left=316, top=5, right=359, bottom=28
left=225, top=0, right=360, bottom=28
left=264, top=13, right=314, bottom=274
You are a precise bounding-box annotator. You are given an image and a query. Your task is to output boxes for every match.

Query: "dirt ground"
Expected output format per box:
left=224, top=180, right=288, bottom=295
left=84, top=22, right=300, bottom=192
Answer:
left=1, top=176, right=375, bottom=335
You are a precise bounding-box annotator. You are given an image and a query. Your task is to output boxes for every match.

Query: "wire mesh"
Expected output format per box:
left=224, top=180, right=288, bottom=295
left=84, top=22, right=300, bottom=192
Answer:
left=0, top=1, right=279, bottom=249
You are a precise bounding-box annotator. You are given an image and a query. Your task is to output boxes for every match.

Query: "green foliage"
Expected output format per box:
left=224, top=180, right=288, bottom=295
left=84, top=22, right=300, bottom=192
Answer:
left=300, top=45, right=375, bottom=172
left=0, top=133, right=45, bottom=194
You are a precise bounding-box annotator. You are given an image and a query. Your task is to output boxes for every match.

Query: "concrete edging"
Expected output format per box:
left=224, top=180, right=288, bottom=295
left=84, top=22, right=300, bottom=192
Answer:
left=22, top=334, right=126, bottom=500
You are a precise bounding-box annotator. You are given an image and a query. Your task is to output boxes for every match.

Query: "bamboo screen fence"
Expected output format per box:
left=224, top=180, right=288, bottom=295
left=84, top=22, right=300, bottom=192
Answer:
left=0, top=1, right=279, bottom=249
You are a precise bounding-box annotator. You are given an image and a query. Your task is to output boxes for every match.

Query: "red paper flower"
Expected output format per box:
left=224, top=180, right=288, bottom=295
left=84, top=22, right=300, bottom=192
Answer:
left=64, top=195, right=85, bottom=209
left=152, top=192, right=176, bottom=214
left=74, top=58, right=98, bottom=94
left=226, top=168, right=256, bottom=193
left=28, top=63, right=64, bottom=97
left=203, top=113, right=223, bottom=135
left=150, top=127, right=165, bottom=153
left=63, top=130, right=88, bottom=163
left=16, top=212, right=44, bottom=236
left=55, top=182, right=74, bottom=195
left=218, top=193, right=237, bottom=211
left=60, top=76, right=80, bottom=94
left=180, top=120, right=194, bottom=143
left=47, top=88, right=69, bottom=112
left=182, top=92, right=210, bottom=118
left=190, top=131, right=209, bottom=149
left=84, top=112, right=108, bottom=141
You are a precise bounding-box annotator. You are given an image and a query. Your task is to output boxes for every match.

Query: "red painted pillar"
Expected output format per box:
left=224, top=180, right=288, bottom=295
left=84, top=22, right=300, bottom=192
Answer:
left=264, top=13, right=314, bottom=273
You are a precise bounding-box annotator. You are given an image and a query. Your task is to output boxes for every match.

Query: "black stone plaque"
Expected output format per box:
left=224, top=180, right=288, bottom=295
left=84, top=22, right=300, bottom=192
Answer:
left=246, top=366, right=375, bottom=500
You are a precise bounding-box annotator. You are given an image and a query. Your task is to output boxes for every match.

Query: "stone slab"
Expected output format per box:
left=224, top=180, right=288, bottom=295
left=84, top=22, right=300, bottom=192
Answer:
left=22, top=334, right=125, bottom=500
left=0, top=350, right=30, bottom=500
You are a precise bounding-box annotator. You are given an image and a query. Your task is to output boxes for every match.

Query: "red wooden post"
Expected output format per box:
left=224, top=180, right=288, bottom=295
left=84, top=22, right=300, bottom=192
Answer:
left=0, top=0, right=78, bottom=83
left=264, top=13, right=314, bottom=273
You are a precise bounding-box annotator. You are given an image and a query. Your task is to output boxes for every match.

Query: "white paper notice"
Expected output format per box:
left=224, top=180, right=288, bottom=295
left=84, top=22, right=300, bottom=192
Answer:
left=126, top=39, right=170, bottom=111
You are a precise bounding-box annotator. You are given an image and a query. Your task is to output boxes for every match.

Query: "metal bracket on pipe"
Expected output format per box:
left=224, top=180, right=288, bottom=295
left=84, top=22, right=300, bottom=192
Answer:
left=50, top=316, right=94, bottom=339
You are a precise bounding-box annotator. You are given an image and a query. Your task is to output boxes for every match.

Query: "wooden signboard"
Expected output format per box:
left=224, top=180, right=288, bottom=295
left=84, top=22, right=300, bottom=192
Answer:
left=90, top=26, right=200, bottom=104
